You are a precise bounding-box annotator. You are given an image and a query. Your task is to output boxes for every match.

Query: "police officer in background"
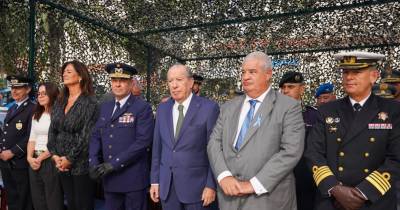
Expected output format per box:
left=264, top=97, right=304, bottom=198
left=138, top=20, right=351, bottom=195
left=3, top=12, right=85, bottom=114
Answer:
left=279, top=71, right=318, bottom=210
left=0, top=75, right=35, bottom=210
left=192, top=74, right=204, bottom=96
left=315, top=83, right=337, bottom=106
left=305, top=51, right=400, bottom=210
left=372, top=83, right=397, bottom=99
left=89, top=63, right=154, bottom=210
left=381, top=69, right=400, bottom=101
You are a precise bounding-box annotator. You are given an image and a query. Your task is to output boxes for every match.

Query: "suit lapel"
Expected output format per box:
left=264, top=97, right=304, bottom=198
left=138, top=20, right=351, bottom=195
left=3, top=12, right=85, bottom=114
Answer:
left=6, top=101, right=29, bottom=123
left=229, top=96, right=246, bottom=150
left=175, top=95, right=200, bottom=143
left=104, top=100, right=115, bottom=123
left=111, top=95, right=134, bottom=122
left=342, top=95, right=379, bottom=146
left=238, top=90, right=276, bottom=151
left=164, top=99, right=175, bottom=146
left=335, top=97, right=354, bottom=137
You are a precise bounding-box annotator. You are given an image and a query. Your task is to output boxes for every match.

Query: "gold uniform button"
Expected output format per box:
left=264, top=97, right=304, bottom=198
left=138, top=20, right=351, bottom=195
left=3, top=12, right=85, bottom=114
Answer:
left=364, top=169, right=369, bottom=173
left=369, top=137, right=375, bottom=142
left=364, top=153, right=369, bottom=157
left=108, top=155, right=112, bottom=159
left=337, top=138, right=342, bottom=142
left=111, top=124, right=114, bottom=128
left=339, top=152, right=345, bottom=157
left=338, top=167, right=344, bottom=171
left=110, top=134, right=113, bottom=138
left=108, top=145, right=112, bottom=149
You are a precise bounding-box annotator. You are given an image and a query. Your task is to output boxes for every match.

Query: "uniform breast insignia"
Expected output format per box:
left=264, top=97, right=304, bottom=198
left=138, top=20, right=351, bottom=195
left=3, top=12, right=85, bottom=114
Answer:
left=119, top=113, right=134, bottom=123
left=378, top=112, right=388, bottom=121
left=326, top=117, right=338, bottom=133
left=16, top=120, right=23, bottom=130
left=368, top=123, right=392, bottom=130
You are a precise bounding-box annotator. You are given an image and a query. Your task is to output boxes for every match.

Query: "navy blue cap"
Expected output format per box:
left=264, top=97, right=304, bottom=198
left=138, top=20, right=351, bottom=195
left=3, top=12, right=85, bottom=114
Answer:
left=105, top=63, right=137, bottom=79
left=6, top=75, right=32, bottom=87
left=373, top=83, right=397, bottom=98
left=315, top=83, right=334, bottom=98
left=279, top=71, right=304, bottom=87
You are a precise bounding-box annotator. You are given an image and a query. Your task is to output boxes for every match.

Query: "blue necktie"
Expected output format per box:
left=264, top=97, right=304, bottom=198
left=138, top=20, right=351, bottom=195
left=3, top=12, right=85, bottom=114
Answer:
left=235, top=99, right=257, bottom=150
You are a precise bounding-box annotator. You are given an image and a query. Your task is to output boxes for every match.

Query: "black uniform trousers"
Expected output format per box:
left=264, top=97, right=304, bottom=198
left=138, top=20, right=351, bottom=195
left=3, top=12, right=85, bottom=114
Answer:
left=29, top=158, right=64, bottom=210
left=0, top=166, right=33, bottom=210
left=60, top=172, right=95, bottom=210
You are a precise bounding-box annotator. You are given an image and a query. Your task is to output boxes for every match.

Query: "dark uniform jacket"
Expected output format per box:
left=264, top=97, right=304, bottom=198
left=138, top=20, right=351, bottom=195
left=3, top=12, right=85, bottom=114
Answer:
left=0, top=100, right=35, bottom=169
left=305, top=94, right=400, bottom=210
left=294, top=105, right=318, bottom=210
left=48, top=95, right=99, bottom=175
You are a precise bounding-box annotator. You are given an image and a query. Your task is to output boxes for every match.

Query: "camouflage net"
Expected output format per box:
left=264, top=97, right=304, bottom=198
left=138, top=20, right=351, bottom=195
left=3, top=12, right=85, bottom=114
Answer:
left=0, top=0, right=399, bottom=107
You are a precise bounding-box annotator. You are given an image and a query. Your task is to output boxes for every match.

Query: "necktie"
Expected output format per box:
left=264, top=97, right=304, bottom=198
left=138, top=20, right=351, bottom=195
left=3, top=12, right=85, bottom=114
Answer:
left=353, top=103, right=362, bottom=112
left=175, top=104, right=184, bottom=139
left=235, top=99, right=257, bottom=150
left=112, top=101, right=121, bottom=117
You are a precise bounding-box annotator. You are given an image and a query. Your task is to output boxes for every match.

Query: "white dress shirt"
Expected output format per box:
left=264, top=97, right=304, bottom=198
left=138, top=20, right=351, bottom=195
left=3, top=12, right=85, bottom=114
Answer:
left=172, top=93, right=193, bottom=136
left=349, top=92, right=371, bottom=110
left=217, top=87, right=271, bottom=195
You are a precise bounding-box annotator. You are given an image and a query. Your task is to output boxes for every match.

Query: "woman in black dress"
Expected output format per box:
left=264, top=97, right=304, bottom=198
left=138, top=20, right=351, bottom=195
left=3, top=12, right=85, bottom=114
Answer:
left=48, top=60, right=99, bottom=210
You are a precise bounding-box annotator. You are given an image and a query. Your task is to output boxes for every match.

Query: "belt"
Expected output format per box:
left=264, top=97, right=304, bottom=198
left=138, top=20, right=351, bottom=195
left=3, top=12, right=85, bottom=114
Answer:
left=33, top=150, right=45, bottom=158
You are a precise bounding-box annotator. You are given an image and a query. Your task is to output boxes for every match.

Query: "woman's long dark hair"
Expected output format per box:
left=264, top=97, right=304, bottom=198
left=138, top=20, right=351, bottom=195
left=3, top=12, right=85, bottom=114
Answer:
left=60, top=60, right=94, bottom=102
left=33, top=82, right=60, bottom=121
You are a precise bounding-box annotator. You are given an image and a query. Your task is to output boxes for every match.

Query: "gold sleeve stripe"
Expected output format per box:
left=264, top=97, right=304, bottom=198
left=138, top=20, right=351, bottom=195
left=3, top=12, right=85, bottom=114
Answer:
left=315, top=171, right=333, bottom=186
left=369, top=173, right=389, bottom=191
left=371, top=171, right=391, bottom=189
left=366, top=176, right=386, bottom=195
left=372, top=171, right=391, bottom=183
left=312, top=165, right=334, bottom=186
left=313, top=168, right=331, bottom=181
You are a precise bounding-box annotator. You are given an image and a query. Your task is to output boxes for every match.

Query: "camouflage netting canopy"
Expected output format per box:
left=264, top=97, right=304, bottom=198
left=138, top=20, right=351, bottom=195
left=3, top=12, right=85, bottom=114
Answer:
left=0, top=0, right=399, bottom=106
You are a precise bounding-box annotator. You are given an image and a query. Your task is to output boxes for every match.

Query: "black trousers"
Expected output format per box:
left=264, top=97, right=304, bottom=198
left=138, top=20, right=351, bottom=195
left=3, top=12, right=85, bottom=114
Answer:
left=0, top=167, right=33, bottom=210
left=29, top=158, right=64, bottom=210
left=60, top=172, right=95, bottom=210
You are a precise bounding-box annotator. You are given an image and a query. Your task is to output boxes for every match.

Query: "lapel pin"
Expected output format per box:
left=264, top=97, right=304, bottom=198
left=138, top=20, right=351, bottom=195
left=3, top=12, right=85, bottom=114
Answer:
left=325, top=117, right=334, bottom=124
left=253, top=115, right=262, bottom=127
left=378, top=112, right=388, bottom=121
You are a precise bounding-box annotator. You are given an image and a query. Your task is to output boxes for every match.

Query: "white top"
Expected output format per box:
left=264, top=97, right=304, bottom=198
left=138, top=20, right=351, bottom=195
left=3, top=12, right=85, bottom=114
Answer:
left=217, top=87, right=272, bottom=196
left=28, top=113, right=51, bottom=151
left=172, top=93, right=193, bottom=136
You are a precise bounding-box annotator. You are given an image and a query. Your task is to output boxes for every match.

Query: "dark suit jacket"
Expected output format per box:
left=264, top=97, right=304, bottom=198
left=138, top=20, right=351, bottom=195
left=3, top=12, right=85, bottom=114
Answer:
left=305, top=94, right=400, bottom=210
left=151, top=94, right=219, bottom=203
left=90, top=94, right=154, bottom=192
left=0, top=100, right=35, bottom=169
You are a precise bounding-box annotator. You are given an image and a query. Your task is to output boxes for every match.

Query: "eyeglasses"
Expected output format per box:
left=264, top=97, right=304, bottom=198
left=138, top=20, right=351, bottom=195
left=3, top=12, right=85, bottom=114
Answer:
left=37, top=92, right=47, bottom=97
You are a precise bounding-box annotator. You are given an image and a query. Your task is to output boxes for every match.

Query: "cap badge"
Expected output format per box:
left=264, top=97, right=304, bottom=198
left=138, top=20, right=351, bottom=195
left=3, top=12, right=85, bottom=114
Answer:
left=343, top=56, right=357, bottom=64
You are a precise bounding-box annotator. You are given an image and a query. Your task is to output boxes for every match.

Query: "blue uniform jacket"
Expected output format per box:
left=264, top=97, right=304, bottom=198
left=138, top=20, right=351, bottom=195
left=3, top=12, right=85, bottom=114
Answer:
left=90, top=94, right=154, bottom=192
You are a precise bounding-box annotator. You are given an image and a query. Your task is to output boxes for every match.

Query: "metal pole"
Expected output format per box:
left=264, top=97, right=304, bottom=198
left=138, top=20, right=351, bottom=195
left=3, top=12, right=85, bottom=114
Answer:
left=146, top=47, right=152, bottom=102
left=28, top=0, right=36, bottom=84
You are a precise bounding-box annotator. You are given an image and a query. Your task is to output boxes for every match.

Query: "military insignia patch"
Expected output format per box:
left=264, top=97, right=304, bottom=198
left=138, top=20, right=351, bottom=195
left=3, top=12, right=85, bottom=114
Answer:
left=119, top=113, right=134, bottom=123
left=378, top=112, right=388, bottom=121
left=329, top=126, right=337, bottom=133
left=325, top=117, right=334, bottom=124
left=16, top=122, right=23, bottom=130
